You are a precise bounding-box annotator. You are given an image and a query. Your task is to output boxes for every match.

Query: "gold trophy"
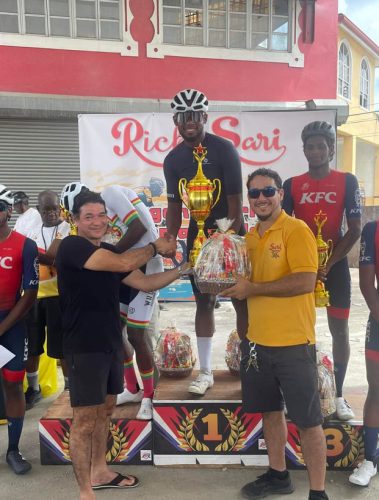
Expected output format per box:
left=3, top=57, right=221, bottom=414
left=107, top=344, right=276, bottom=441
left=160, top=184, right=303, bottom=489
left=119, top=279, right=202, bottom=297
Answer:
left=314, top=210, right=333, bottom=307
left=179, top=144, right=221, bottom=266
left=60, top=206, right=77, bottom=235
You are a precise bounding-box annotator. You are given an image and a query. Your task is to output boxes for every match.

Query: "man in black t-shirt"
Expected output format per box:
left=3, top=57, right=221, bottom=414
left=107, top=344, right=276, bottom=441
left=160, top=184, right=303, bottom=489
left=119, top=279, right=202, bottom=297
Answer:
left=56, top=190, right=189, bottom=496
left=164, top=89, right=248, bottom=396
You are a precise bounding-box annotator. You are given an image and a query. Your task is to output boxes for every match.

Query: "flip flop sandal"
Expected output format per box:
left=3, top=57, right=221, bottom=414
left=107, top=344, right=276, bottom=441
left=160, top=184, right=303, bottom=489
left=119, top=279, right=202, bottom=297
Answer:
left=92, top=472, right=139, bottom=490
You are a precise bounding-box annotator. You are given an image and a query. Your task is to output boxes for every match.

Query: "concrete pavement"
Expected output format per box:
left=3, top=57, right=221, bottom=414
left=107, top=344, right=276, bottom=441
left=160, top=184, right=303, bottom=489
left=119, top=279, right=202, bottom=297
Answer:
left=1, top=269, right=378, bottom=500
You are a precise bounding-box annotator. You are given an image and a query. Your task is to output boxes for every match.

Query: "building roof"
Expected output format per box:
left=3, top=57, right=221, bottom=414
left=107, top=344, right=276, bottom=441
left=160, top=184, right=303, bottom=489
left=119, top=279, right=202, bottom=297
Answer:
left=338, top=13, right=379, bottom=64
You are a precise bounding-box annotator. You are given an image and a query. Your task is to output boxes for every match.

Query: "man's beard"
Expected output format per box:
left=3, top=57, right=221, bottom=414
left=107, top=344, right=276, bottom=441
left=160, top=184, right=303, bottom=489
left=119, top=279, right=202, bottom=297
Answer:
left=256, top=212, right=271, bottom=221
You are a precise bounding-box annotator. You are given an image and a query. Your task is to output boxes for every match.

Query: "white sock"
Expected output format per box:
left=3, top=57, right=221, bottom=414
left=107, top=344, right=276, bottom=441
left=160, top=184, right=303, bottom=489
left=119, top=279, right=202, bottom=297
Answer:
left=197, top=337, right=212, bottom=373
left=27, top=371, right=39, bottom=391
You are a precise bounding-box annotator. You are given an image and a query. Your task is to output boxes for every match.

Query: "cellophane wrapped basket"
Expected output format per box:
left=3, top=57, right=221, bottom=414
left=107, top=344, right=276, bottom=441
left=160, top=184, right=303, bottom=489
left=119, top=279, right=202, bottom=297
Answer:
left=225, top=329, right=241, bottom=376
left=194, top=219, right=251, bottom=294
left=155, top=326, right=196, bottom=378
left=317, top=351, right=336, bottom=418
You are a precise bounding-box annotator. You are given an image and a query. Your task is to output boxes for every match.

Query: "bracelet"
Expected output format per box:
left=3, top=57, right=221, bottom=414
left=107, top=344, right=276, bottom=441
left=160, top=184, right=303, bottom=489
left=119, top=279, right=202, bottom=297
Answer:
left=149, top=242, right=158, bottom=257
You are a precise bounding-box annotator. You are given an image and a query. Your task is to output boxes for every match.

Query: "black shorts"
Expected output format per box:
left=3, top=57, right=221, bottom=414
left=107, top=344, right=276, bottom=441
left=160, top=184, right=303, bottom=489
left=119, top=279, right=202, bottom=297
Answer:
left=366, top=315, right=379, bottom=363
left=65, top=350, right=124, bottom=407
left=25, top=296, right=64, bottom=359
left=0, top=310, right=28, bottom=381
left=240, top=340, right=323, bottom=429
left=325, top=257, right=351, bottom=313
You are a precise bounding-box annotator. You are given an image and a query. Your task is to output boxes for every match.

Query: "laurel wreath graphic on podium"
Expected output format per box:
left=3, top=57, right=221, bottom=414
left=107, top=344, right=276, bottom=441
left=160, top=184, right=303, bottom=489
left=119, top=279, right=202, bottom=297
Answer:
left=177, top=408, right=246, bottom=452
left=105, top=422, right=130, bottom=462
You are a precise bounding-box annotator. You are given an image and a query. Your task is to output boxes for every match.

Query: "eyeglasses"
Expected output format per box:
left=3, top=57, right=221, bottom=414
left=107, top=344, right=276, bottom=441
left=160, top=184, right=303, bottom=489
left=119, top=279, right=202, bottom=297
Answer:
left=248, top=186, right=279, bottom=199
left=174, top=111, right=204, bottom=124
left=0, top=200, right=10, bottom=212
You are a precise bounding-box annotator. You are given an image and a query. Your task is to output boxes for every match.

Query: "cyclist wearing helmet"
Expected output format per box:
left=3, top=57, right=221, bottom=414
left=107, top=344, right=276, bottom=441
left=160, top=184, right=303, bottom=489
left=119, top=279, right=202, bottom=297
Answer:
left=0, top=185, right=38, bottom=474
left=22, top=190, right=71, bottom=409
left=164, top=89, right=248, bottom=396
left=102, top=184, right=164, bottom=420
left=283, top=120, right=362, bottom=421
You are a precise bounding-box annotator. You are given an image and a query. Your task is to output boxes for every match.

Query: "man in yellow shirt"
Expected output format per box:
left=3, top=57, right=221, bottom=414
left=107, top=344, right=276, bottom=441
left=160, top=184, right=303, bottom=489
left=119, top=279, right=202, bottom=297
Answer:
left=222, top=168, right=328, bottom=500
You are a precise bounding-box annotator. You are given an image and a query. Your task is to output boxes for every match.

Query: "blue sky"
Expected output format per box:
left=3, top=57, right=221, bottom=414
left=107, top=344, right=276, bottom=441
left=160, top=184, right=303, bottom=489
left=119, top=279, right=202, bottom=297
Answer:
left=338, top=0, right=379, bottom=103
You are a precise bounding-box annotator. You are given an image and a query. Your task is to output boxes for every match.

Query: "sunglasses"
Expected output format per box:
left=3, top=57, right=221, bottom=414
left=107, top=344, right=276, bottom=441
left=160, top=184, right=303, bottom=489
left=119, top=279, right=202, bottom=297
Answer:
left=0, top=201, right=11, bottom=212
left=174, top=111, right=204, bottom=124
left=248, top=186, right=279, bottom=199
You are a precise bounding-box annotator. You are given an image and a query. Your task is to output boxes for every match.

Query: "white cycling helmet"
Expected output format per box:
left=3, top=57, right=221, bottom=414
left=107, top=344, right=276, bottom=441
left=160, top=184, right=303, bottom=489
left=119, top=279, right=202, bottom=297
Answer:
left=0, top=184, right=14, bottom=205
left=171, top=89, right=209, bottom=113
left=60, top=182, right=88, bottom=213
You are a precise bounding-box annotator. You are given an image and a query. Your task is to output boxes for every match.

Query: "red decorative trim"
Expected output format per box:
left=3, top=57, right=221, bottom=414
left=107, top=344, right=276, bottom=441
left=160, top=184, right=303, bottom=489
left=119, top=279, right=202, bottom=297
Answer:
left=338, top=14, right=379, bottom=56
left=1, top=367, right=25, bottom=383
left=366, top=349, right=379, bottom=362
left=327, top=306, right=350, bottom=320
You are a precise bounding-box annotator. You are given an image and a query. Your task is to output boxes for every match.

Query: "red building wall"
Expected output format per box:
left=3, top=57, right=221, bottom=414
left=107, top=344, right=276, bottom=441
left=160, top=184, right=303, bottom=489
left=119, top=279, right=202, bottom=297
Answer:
left=0, top=0, right=338, bottom=102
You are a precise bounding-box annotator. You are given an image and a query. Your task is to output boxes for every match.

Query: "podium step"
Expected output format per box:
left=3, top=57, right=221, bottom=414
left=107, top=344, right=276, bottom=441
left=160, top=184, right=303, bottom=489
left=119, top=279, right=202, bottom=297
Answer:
left=153, top=370, right=365, bottom=470
left=39, top=391, right=152, bottom=465
left=39, top=371, right=366, bottom=470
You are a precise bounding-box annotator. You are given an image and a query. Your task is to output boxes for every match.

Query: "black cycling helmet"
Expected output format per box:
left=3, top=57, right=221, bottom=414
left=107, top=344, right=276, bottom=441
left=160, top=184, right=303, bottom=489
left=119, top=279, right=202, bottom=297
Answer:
left=301, top=121, right=336, bottom=147
left=171, top=89, right=209, bottom=113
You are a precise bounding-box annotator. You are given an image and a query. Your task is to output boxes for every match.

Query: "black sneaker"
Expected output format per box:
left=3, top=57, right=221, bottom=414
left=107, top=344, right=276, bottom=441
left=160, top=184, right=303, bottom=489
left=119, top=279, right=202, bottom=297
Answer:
left=241, top=470, right=295, bottom=499
left=6, top=450, right=32, bottom=475
left=25, top=386, right=42, bottom=410
left=309, top=493, right=329, bottom=500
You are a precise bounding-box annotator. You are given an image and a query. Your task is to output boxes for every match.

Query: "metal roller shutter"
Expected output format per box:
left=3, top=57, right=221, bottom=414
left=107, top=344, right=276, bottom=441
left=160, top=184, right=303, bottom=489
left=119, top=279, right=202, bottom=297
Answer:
left=0, top=118, right=80, bottom=225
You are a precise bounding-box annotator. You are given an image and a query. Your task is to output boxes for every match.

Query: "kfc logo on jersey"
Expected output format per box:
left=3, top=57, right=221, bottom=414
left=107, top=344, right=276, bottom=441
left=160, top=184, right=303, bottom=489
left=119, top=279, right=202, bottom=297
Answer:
left=299, top=192, right=337, bottom=204
left=301, top=182, right=310, bottom=191
left=0, top=256, right=12, bottom=269
left=359, top=240, right=371, bottom=263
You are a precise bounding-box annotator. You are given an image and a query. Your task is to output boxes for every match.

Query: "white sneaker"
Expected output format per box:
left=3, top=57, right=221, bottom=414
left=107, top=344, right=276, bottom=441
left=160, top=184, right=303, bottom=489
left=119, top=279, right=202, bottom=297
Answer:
left=335, top=397, right=355, bottom=420
left=136, top=398, right=153, bottom=420
left=188, top=371, right=214, bottom=395
left=116, top=388, right=144, bottom=406
left=349, top=459, right=377, bottom=486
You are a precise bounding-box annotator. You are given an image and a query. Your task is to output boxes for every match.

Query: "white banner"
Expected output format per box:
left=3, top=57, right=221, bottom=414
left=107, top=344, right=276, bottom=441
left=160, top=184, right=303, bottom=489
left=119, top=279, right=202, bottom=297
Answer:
left=79, top=110, right=336, bottom=267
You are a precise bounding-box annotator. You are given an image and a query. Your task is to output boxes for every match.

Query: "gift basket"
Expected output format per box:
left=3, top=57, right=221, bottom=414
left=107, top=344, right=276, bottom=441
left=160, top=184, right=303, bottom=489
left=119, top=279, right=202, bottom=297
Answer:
left=225, top=329, right=241, bottom=376
left=317, top=351, right=336, bottom=418
left=155, top=325, right=196, bottom=378
left=194, top=219, right=251, bottom=294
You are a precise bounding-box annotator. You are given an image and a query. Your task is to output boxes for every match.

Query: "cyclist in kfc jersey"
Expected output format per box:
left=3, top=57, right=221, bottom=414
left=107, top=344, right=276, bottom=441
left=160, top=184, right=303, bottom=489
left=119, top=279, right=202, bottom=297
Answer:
left=283, top=121, right=362, bottom=421
left=0, top=185, right=38, bottom=474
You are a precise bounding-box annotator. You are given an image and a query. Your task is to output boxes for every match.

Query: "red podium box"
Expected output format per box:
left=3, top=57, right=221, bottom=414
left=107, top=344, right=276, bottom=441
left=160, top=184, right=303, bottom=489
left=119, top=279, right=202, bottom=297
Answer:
left=39, top=391, right=153, bottom=465
left=153, top=370, right=364, bottom=470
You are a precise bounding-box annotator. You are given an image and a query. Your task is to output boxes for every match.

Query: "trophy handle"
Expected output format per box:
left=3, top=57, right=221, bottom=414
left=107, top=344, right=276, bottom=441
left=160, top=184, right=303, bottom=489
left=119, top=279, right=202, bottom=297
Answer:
left=178, top=178, right=190, bottom=209
left=211, top=178, right=221, bottom=210
left=327, top=239, right=333, bottom=260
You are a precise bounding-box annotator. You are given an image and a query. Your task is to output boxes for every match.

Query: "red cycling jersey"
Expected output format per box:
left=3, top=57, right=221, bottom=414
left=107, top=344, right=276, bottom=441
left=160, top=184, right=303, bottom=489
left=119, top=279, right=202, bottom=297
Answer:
left=282, top=170, right=361, bottom=245
left=0, top=230, right=39, bottom=311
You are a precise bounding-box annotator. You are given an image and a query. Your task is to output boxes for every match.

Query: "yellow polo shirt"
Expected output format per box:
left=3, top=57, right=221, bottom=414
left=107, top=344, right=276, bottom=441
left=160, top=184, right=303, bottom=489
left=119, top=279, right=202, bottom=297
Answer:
left=246, top=210, right=318, bottom=346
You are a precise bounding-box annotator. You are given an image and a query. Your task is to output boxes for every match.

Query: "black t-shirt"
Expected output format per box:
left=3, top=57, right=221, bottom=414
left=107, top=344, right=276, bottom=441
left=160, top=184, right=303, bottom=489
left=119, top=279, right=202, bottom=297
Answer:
left=56, top=236, right=128, bottom=354
left=163, top=132, right=244, bottom=236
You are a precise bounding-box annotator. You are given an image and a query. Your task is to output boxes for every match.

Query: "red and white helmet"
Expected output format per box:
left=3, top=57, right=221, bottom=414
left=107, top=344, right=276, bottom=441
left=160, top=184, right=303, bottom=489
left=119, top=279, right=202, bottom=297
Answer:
left=0, top=184, right=14, bottom=205
left=171, top=89, right=209, bottom=113
left=60, top=182, right=89, bottom=213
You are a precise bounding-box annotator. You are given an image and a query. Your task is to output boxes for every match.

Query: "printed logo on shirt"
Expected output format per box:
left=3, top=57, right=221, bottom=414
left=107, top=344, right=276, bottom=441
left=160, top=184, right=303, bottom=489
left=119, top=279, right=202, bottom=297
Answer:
left=354, top=188, right=362, bottom=209
left=301, top=182, right=310, bottom=191
left=269, top=243, right=282, bottom=259
left=0, top=256, right=12, bottom=269
left=359, top=240, right=371, bottom=263
left=299, top=192, right=337, bottom=204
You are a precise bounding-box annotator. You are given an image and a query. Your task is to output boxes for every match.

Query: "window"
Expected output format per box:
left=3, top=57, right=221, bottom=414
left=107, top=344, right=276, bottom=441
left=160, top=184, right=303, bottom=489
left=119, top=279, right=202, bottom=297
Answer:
left=360, top=59, right=370, bottom=109
left=0, top=0, right=121, bottom=40
left=162, top=0, right=290, bottom=52
left=338, top=42, right=351, bottom=99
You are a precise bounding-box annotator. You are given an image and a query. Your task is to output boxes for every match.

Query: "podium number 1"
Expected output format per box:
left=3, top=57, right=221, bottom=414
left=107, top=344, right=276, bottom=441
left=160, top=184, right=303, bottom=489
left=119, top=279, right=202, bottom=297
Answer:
left=202, top=413, right=222, bottom=441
